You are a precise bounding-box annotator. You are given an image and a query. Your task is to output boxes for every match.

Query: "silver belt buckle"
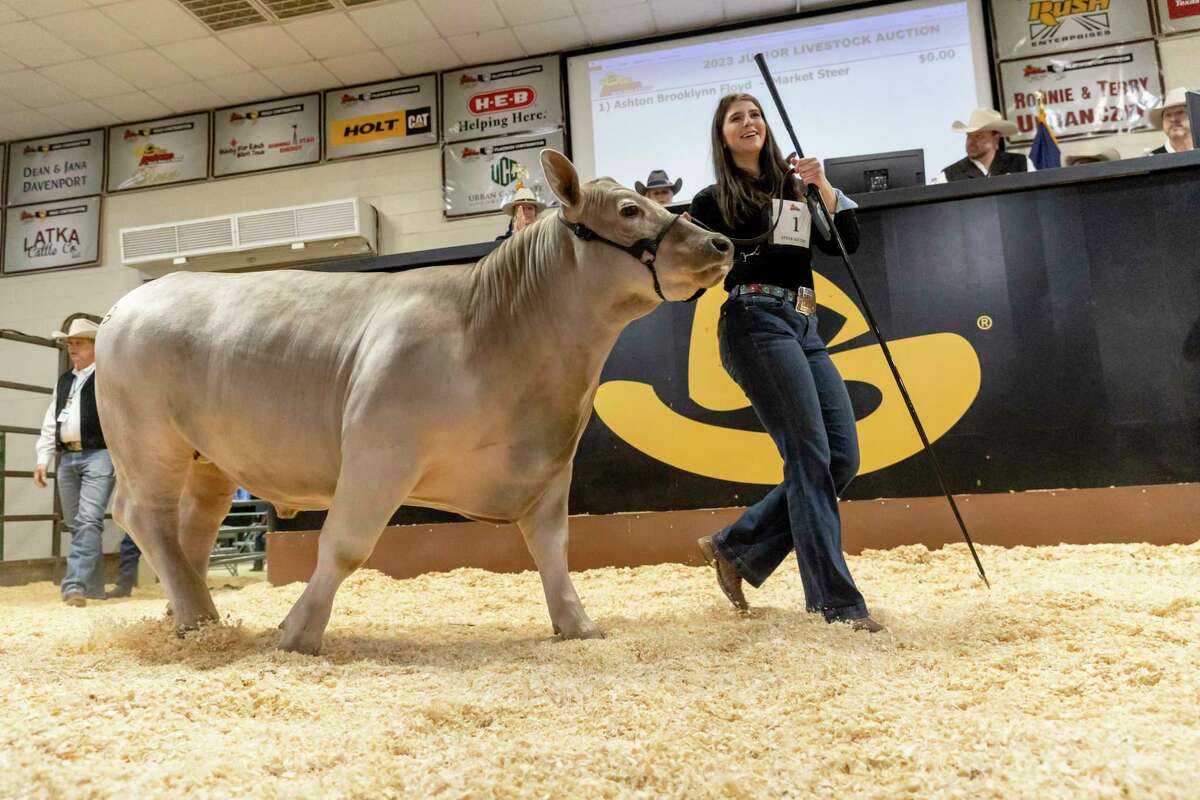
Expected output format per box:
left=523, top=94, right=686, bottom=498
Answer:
left=795, top=287, right=816, bottom=316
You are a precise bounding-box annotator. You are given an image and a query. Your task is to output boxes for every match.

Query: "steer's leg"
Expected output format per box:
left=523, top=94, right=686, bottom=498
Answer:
left=517, top=467, right=600, bottom=640
left=177, top=458, right=238, bottom=591
left=277, top=456, right=414, bottom=655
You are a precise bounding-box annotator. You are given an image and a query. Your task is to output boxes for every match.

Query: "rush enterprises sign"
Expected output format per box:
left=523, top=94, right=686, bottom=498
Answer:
left=442, top=129, right=564, bottom=218
left=1156, top=0, right=1200, bottom=33
left=6, top=130, right=104, bottom=206
left=213, top=94, right=320, bottom=177
left=1000, top=40, right=1162, bottom=142
left=3, top=196, right=100, bottom=274
left=442, top=55, right=563, bottom=143
left=325, top=75, right=437, bottom=160
left=991, top=0, right=1153, bottom=59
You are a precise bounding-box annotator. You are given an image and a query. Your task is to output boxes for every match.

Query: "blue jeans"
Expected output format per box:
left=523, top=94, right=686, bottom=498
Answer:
left=58, top=449, right=116, bottom=599
left=116, top=533, right=141, bottom=591
left=713, top=295, right=869, bottom=622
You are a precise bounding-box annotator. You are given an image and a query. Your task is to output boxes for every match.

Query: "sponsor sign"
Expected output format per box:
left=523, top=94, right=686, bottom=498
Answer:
left=999, top=40, right=1162, bottom=142
left=991, top=0, right=1153, bottom=58
left=442, top=55, right=563, bottom=143
left=107, top=112, right=209, bottom=192
left=1156, top=0, right=1200, bottom=33
left=325, top=75, right=437, bottom=160
left=442, top=130, right=565, bottom=218
left=3, top=196, right=100, bottom=274
left=6, top=130, right=104, bottom=206
left=213, top=94, right=320, bottom=177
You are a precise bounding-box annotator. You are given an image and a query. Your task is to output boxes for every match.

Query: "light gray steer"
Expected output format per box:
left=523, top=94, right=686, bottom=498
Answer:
left=96, top=150, right=733, bottom=654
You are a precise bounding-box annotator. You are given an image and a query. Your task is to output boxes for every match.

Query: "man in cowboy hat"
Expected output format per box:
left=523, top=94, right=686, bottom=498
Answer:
left=635, top=169, right=683, bottom=205
left=1064, top=143, right=1121, bottom=167
left=933, top=108, right=1036, bottom=183
left=33, top=318, right=140, bottom=605
left=495, top=183, right=547, bottom=241
left=1148, top=87, right=1194, bottom=155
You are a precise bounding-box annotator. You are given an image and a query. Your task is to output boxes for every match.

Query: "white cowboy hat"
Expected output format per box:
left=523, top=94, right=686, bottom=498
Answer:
left=501, top=186, right=546, bottom=217
left=1064, top=143, right=1121, bottom=166
left=51, top=318, right=99, bottom=340
left=951, top=108, right=1019, bottom=137
left=1148, top=87, right=1190, bottom=129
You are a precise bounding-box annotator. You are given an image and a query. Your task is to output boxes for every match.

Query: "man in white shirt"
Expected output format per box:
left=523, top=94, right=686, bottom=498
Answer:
left=932, top=108, right=1037, bottom=184
left=33, top=318, right=139, bottom=605
left=1149, top=87, right=1194, bottom=155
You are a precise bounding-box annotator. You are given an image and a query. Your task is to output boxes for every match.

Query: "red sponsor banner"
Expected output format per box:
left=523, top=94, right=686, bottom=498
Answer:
left=468, top=87, right=536, bottom=116
left=1167, top=0, right=1200, bottom=18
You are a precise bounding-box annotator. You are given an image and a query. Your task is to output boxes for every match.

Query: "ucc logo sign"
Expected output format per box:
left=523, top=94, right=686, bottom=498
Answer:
left=593, top=273, right=983, bottom=484
left=468, top=87, right=536, bottom=115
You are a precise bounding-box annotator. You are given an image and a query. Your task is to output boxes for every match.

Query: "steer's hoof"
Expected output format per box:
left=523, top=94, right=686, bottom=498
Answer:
left=555, top=623, right=604, bottom=641
left=277, top=635, right=322, bottom=656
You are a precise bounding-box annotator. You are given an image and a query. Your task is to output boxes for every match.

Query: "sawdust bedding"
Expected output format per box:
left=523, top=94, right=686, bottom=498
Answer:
left=0, top=541, right=1197, bottom=799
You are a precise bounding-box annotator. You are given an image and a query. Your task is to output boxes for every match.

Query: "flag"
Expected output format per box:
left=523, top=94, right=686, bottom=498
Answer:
left=1029, top=102, right=1061, bottom=170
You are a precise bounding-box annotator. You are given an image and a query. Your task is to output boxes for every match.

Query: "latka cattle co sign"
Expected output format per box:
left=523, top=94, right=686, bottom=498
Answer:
left=442, top=129, right=564, bottom=218
left=325, top=75, right=437, bottom=160
left=1000, top=40, right=1162, bottom=142
left=1156, top=0, right=1200, bottom=33
left=107, top=112, right=209, bottom=192
left=991, top=0, right=1153, bottom=58
left=442, top=56, right=563, bottom=143
left=3, top=196, right=100, bottom=274
left=6, top=130, right=104, bottom=206
left=213, top=94, right=320, bottom=177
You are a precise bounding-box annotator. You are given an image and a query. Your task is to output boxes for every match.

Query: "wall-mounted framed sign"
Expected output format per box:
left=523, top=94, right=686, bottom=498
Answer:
left=999, top=40, right=1163, bottom=142
left=325, top=74, right=438, bottom=160
left=107, top=112, right=210, bottom=192
left=3, top=196, right=101, bottom=275
left=442, top=55, right=563, bottom=143
left=6, top=130, right=105, bottom=206
left=212, top=93, right=320, bottom=178
left=991, top=0, right=1154, bottom=59
left=442, top=129, right=565, bottom=218
left=1155, top=0, right=1200, bottom=34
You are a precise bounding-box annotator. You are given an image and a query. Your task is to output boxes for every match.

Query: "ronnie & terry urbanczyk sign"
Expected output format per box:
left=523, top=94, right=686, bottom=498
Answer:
left=213, top=94, right=320, bottom=177
left=3, top=196, right=100, bottom=274
left=6, top=130, right=105, bottom=206
left=442, top=56, right=563, bottom=143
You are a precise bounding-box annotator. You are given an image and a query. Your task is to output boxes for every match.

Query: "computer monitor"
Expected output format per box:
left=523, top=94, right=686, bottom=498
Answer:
left=824, top=149, right=926, bottom=194
left=1188, top=91, right=1200, bottom=151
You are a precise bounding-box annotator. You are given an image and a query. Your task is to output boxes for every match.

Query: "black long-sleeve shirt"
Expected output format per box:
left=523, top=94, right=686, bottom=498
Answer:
left=688, top=183, right=860, bottom=293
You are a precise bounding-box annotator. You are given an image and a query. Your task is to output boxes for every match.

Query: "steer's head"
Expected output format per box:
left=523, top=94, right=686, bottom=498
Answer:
left=540, top=149, right=732, bottom=305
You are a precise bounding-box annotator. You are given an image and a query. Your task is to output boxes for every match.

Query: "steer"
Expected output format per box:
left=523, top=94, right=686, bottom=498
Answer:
left=96, top=150, right=733, bottom=654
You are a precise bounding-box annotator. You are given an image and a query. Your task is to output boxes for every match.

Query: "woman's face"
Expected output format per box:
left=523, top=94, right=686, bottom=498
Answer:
left=721, top=99, right=766, bottom=160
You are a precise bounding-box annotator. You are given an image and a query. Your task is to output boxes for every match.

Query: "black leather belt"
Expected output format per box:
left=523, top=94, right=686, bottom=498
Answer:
left=729, top=283, right=817, bottom=316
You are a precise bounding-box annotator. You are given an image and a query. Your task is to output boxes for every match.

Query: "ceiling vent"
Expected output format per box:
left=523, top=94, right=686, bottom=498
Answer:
left=175, top=0, right=267, bottom=31
left=257, top=0, right=334, bottom=19
left=120, top=198, right=378, bottom=278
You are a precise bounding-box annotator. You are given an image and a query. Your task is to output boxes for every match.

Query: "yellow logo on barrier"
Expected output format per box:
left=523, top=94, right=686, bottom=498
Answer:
left=1027, top=0, right=1110, bottom=28
left=593, top=272, right=982, bottom=484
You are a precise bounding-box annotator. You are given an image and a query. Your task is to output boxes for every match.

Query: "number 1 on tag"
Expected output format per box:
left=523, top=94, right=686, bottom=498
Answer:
left=772, top=199, right=812, bottom=248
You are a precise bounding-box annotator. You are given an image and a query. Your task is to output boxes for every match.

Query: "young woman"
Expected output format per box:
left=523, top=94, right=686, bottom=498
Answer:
left=687, top=93, right=883, bottom=632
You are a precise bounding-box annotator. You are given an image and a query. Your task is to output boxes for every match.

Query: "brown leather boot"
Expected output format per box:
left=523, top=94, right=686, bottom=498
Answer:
left=849, top=616, right=885, bottom=633
left=63, top=593, right=86, bottom=607
left=697, top=535, right=749, bottom=613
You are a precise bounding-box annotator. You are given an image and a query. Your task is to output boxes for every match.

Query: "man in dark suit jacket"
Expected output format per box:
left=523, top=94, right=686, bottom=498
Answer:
left=1149, top=87, right=1193, bottom=155
left=934, top=108, right=1035, bottom=183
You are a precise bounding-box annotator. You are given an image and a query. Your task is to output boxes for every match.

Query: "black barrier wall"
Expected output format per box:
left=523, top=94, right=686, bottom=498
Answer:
left=281, top=157, right=1200, bottom=529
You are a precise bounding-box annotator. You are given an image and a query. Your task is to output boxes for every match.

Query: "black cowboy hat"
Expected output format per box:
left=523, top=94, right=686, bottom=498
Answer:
left=635, top=169, right=682, bottom=196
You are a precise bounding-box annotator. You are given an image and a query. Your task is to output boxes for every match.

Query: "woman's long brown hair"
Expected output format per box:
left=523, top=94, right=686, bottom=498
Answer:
left=709, top=93, right=797, bottom=226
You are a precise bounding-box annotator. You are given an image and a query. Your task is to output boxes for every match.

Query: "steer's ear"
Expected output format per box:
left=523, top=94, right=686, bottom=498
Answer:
left=541, top=149, right=582, bottom=221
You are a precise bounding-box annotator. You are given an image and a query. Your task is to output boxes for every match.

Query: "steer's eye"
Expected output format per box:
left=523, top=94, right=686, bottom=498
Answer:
left=620, top=205, right=640, bottom=218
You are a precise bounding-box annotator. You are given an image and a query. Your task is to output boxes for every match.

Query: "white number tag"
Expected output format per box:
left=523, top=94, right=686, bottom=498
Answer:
left=771, top=199, right=812, bottom=248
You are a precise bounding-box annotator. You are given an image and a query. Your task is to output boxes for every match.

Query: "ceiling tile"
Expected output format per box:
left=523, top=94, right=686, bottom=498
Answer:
left=722, top=0, right=795, bottom=20
left=446, top=28, right=526, bottom=65
left=496, top=0, right=575, bottom=26
left=0, top=69, right=80, bottom=108
left=382, top=38, right=460, bottom=75
left=261, top=60, right=337, bottom=94
left=513, top=16, right=588, bottom=54
left=100, top=0, right=209, bottom=46
left=0, top=5, right=23, bottom=24
left=0, top=51, right=23, bottom=71
left=0, top=21, right=85, bottom=67
left=572, top=0, right=644, bottom=12
left=218, top=26, right=311, bottom=69
left=416, top=0, right=506, bottom=37
left=147, top=79, right=226, bottom=112
left=40, top=60, right=137, bottom=97
left=158, top=37, right=251, bottom=79
left=98, top=48, right=193, bottom=89
left=321, top=51, right=397, bottom=86
left=5, top=0, right=90, bottom=16
left=0, top=109, right=62, bottom=138
left=580, top=3, right=655, bottom=44
left=41, top=99, right=120, bottom=129
left=0, top=93, right=27, bottom=114
left=204, top=71, right=282, bottom=105
left=349, top=1, right=438, bottom=48
left=650, top=0, right=723, bottom=32
left=283, top=13, right=374, bottom=60
left=95, top=90, right=172, bottom=121
left=39, top=9, right=145, bottom=56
